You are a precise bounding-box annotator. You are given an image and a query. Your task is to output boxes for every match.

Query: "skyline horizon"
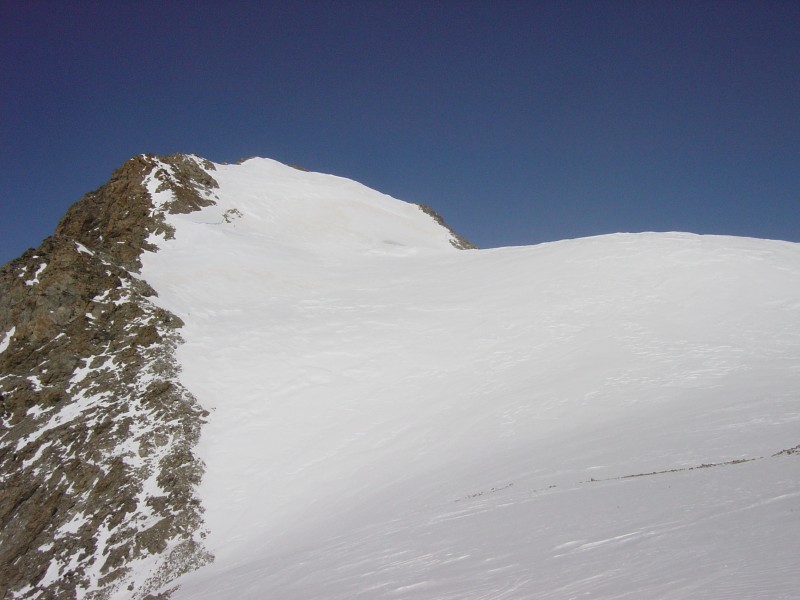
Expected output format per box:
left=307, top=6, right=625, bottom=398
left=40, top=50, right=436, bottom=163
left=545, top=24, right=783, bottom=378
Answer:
left=3, top=1, right=799, bottom=264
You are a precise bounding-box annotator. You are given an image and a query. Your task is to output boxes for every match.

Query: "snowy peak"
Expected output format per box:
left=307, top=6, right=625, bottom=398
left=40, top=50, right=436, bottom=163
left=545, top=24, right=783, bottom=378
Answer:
left=146, top=156, right=474, bottom=255
left=0, top=152, right=475, bottom=600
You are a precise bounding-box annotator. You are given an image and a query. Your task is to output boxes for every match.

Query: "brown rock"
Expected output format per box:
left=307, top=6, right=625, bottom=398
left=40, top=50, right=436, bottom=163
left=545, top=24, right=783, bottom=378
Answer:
left=0, top=154, right=218, bottom=599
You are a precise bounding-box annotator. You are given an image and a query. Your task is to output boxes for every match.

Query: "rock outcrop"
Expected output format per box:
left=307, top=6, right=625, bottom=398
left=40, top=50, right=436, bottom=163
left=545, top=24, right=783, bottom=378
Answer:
left=0, top=154, right=217, bottom=599
left=416, top=204, right=476, bottom=250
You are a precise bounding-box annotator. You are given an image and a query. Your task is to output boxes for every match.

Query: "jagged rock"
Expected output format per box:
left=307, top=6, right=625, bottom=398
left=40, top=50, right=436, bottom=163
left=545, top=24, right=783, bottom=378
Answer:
left=0, top=154, right=217, bottom=599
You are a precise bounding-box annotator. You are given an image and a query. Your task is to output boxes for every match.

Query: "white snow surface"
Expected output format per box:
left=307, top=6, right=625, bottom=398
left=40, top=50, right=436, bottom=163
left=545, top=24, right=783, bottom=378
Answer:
left=140, top=158, right=800, bottom=599
left=24, top=262, right=47, bottom=286
left=0, top=326, right=14, bottom=354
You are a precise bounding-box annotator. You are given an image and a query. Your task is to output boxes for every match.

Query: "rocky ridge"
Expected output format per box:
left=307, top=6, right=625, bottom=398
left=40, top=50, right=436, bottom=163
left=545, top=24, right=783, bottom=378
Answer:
left=0, top=154, right=217, bottom=599
left=415, top=204, right=475, bottom=250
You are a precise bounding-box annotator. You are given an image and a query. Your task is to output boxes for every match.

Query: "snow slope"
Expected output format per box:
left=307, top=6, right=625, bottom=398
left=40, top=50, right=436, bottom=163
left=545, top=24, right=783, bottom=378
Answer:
left=141, top=158, right=800, bottom=599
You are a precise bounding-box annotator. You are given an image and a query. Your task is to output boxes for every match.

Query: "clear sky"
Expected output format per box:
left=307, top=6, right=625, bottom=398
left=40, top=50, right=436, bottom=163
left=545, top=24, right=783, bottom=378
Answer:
left=2, top=1, right=798, bottom=264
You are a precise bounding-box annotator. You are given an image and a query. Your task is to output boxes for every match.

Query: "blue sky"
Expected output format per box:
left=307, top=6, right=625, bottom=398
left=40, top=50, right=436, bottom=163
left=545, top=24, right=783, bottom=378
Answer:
left=2, top=1, right=798, bottom=264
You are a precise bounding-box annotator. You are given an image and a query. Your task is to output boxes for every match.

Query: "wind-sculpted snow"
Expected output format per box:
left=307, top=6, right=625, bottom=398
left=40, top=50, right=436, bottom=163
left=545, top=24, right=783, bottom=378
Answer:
left=135, top=159, right=800, bottom=599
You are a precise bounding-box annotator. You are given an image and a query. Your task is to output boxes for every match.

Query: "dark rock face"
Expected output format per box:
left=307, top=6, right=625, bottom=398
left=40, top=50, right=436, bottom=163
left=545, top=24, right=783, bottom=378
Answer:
left=0, top=154, right=218, bottom=599
left=55, top=154, right=217, bottom=271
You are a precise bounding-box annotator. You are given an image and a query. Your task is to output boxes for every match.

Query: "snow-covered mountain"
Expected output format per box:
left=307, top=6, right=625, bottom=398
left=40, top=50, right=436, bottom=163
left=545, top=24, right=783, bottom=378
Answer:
left=2, top=155, right=799, bottom=599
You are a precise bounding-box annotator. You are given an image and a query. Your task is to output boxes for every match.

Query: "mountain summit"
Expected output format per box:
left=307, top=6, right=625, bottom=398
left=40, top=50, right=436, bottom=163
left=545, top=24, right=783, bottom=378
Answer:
left=1, top=155, right=799, bottom=599
left=0, top=153, right=472, bottom=599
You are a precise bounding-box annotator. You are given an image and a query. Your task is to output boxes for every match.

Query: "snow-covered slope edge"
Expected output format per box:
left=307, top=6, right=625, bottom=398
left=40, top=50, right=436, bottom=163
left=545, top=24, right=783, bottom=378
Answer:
left=138, top=162, right=800, bottom=599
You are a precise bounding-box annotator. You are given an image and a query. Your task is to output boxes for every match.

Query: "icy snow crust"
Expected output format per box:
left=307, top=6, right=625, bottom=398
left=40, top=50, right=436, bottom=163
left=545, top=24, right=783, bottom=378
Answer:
left=141, top=158, right=800, bottom=599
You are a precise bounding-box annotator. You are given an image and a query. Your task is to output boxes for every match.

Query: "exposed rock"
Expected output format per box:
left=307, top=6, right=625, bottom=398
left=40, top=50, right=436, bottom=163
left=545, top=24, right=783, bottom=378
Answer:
left=416, top=203, right=476, bottom=249
left=0, top=154, right=217, bottom=599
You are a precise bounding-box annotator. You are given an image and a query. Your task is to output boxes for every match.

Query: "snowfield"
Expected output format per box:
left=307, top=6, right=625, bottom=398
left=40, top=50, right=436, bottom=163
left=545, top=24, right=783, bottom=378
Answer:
left=140, top=158, right=800, bottom=599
